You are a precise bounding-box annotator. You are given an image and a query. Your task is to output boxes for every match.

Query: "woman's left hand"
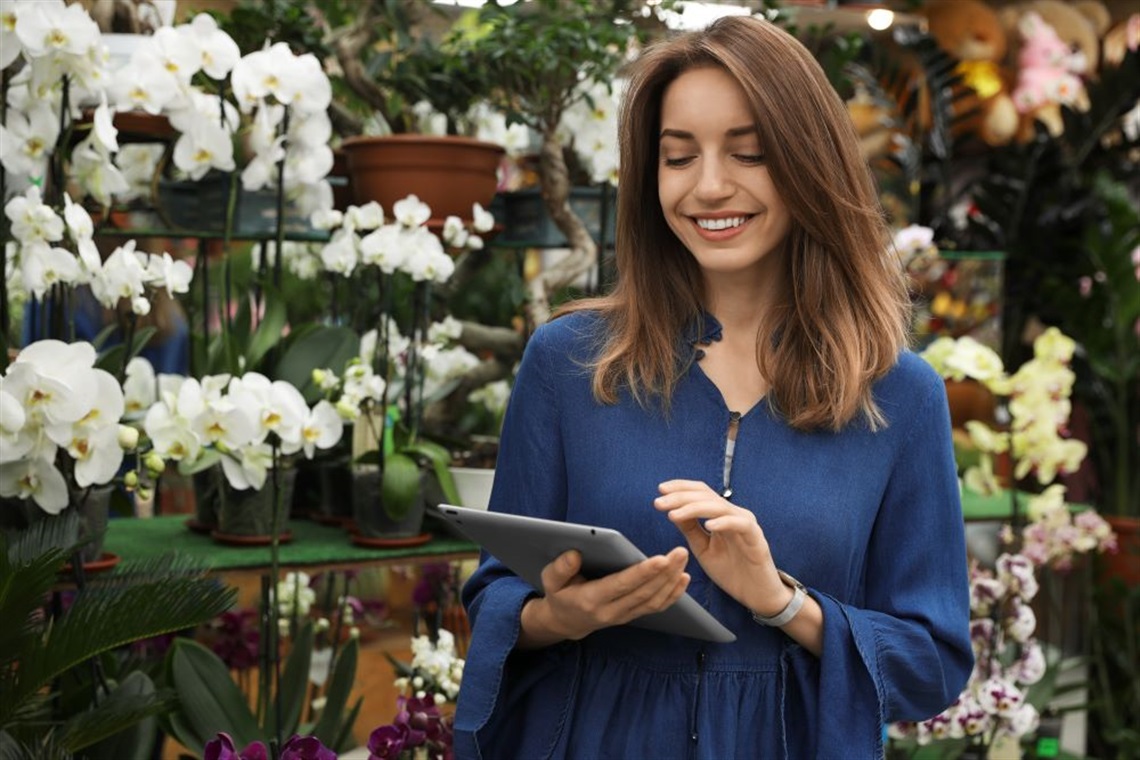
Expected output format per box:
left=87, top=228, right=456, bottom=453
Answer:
left=654, top=479, right=788, bottom=613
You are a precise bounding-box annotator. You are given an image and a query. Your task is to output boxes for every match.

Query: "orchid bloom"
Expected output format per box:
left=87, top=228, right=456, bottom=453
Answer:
left=0, top=101, right=59, bottom=178
left=5, top=186, right=64, bottom=245
left=299, top=400, right=343, bottom=459
left=172, top=117, right=236, bottom=180
left=182, top=13, right=240, bottom=80
left=122, top=357, right=157, bottom=416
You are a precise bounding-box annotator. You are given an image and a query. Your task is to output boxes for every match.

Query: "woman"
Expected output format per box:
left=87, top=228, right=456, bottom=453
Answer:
left=456, top=16, right=972, bottom=759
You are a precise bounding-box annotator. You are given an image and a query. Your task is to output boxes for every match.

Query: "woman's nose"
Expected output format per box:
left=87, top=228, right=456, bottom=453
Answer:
left=693, top=158, right=733, bottom=201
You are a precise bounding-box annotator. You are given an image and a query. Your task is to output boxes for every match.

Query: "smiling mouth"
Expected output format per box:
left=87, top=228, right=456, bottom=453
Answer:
left=693, top=215, right=753, bottom=231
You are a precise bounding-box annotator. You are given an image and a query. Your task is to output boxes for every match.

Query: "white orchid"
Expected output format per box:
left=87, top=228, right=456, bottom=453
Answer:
left=0, top=0, right=25, bottom=70
left=14, top=1, right=99, bottom=61
left=70, top=134, right=130, bottom=207
left=4, top=186, right=63, bottom=245
left=145, top=251, right=194, bottom=297
left=220, top=440, right=273, bottom=491
left=18, top=241, right=81, bottom=297
left=358, top=225, right=405, bottom=274
left=172, top=117, right=236, bottom=180
left=393, top=195, right=432, bottom=228
left=299, top=400, right=344, bottom=459
left=0, top=339, right=131, bottom=513
left=182, top=12, right=240, bottom=81
left=122, top=357, right=157, bottom=416
left=0, top=101, right=59, bottom=178
left=110, top=62, right=181, bottom=115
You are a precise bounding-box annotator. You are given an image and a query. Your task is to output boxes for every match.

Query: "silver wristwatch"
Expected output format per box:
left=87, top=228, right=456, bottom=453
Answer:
left=751, top=570, right=806, bottom=627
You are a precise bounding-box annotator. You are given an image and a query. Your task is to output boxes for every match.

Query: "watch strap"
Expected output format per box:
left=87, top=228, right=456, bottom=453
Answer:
left=751, top=570, right=806, bottom=627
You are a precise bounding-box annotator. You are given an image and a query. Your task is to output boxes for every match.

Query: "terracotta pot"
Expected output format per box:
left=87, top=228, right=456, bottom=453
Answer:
left=944, top=378, right=997, bottom=430
left=339, top=135, right=504, bottom=222
left=1100, top=514, right=1140, bottom=589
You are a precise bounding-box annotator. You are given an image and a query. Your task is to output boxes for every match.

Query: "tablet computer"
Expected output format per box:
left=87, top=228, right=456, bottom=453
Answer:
left=436, top=504, right=736, bottom=643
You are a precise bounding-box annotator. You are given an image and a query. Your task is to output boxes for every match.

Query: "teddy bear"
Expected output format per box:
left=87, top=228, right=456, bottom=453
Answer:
left=998, top=0, right=1111, bottom=142
left=924, top=0, right=1020, bottom=148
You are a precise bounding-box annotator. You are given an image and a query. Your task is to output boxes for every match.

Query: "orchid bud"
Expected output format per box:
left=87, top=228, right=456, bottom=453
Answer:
left=315, top=617, right=331, bottom=632
left=335, top=399, right=358, bottom=420
left=123, top=470, right=139, bottom=489
left=310, top=696, right=327, bottom=712
left=131, top=296, right=151, bottom=316
left=144, top=451, right=165, bottom=475
left=136, top=487, right=152, bottom=501
left=349, top=626, right=360, bottom=640
left=117, top=424, right=140, bottom=450
left=312, top=368, right=327, bottom=387
left=215, top=441, right=231, bottom=454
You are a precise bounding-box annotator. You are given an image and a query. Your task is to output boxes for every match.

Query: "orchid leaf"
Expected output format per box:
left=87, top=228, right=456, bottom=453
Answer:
left=311, top=636, right=358, bottom=747
left=165, top=639, right=263, bottom=753
left=381, top=452, right=421, bottom=521
left=245, top=289, right=288, bottom=373
left=274, top=326, right=360, bottom=404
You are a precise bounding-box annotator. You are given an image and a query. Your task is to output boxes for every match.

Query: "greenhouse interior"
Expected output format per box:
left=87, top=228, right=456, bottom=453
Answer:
left=0, top=0, right=1138, bottom=758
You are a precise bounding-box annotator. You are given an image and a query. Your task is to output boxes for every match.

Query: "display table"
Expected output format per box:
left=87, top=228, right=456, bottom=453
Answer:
left=103, top=514, right=478, bottom=573
left=961, top=488, right=1027, bottom=521
left=100, top=489, right=1029, bottom=573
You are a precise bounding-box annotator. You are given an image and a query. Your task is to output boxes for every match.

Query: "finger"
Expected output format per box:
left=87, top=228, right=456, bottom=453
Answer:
left=607, top=551, right=689, bottom=617
left=658, top=479, right=715, bottom=495
left=653, top=490, right=724, bottom=510
left=637, top=571, right=690, bottom=616
left=541, top=549, right=581, bottom=594
left=595, top=546, right=686, bottom=604
left=703, top=514, right=761, bottom=536
left=658, top=499, right=735, bottom=522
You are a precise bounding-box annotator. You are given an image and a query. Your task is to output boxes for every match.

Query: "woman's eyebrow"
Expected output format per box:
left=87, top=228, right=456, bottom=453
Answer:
left=659, top=125, right=758, bottom=140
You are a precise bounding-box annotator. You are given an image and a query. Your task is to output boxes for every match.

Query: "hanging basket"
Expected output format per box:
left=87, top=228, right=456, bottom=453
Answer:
left=339, top=135, right=504, bottom=224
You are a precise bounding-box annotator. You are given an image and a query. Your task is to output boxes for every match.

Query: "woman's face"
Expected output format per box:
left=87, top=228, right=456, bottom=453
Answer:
left=657, top=65, right=791, bottom=285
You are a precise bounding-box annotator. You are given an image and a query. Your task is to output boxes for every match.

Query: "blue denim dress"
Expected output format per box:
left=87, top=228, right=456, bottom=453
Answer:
left=455, top=311, right=973, bottom=759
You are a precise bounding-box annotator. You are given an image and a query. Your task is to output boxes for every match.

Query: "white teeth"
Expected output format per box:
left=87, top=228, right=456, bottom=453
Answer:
left=695, top=216, right=747, bottom=231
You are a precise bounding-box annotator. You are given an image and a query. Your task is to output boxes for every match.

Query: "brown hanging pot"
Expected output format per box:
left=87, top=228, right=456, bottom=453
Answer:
left=339, top=134, right=504, bottom=224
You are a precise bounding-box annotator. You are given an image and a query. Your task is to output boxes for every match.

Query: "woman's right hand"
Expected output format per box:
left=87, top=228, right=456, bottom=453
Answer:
left=516, top=547, right=691, bottom=649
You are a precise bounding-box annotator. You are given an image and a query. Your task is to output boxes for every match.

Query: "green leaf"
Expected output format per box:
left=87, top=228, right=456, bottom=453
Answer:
left=245, top=289, right=288, bottom=373
left=65, top=671, right=167, bottom=755
left=274, top=326, right=360, bottom=404
left=177, top=449, right=221, bottom=477
left=270, top=621, right=314, bottom=738
left=312, top=636, right=358, bottom=747
left=165, top=639, right=263, bottom=753
left=404, top=440, right=459, bottom=505
left=381, top=453, right=421, bottom=521
left=332, top=697, right=363, bottom=753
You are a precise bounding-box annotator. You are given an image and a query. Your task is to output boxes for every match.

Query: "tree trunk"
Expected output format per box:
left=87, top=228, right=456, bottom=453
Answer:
left=526, top=127, right=598, bottom=326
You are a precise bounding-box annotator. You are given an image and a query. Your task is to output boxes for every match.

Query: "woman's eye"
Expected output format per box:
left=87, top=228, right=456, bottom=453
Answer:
left=662, top=156, right=694, bottom=168
left=736, top=154, right=766, bottom=165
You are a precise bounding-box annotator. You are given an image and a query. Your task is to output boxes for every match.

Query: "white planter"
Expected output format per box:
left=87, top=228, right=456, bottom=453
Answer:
left=449, top=467, right=496, bottom=510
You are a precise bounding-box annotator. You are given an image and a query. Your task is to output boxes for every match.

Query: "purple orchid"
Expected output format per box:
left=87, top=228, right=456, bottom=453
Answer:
left=279, top=734, right=337, bottom=760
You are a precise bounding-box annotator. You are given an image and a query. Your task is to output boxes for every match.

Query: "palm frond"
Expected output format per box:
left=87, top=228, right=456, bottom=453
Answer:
left=0, top=549, right=234, bottom=735
left=5, top=510, right=84, bottom=566
left=57, top=675, right=176, bottom=752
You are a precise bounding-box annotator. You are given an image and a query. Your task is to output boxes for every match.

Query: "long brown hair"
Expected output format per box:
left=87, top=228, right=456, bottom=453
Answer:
left=559, top=15, right=910, bottom=432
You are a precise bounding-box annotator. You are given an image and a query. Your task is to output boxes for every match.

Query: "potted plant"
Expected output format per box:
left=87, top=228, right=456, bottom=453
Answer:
left=320, top=1, right=510, bottom=225
left=0, top=512, right=234, bottom=756
left=304, top=195, right=506, bottom=543
left=451, top=0, right=652, bottom=325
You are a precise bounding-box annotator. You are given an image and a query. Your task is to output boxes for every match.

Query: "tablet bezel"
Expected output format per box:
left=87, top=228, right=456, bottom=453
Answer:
left=437, top=504, right=736, bottom=643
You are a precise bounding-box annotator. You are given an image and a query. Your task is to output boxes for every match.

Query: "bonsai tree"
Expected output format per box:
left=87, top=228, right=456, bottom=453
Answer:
left=452, top=0, right=649, bottom=325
